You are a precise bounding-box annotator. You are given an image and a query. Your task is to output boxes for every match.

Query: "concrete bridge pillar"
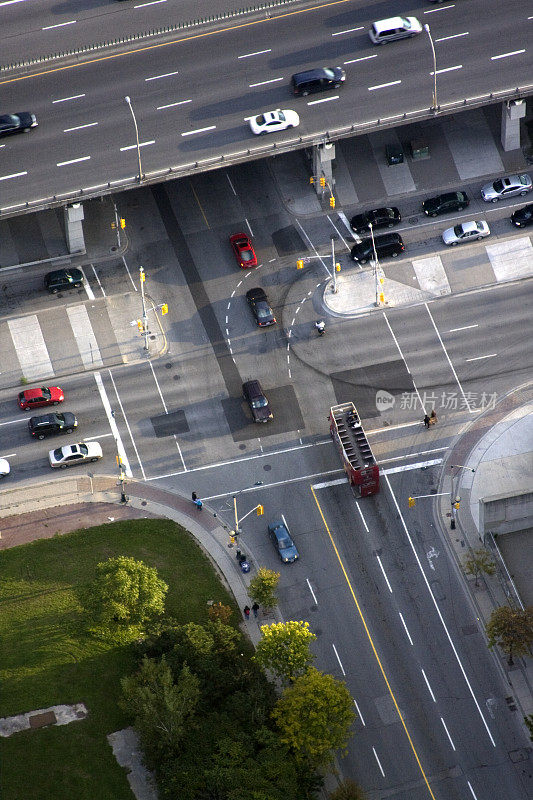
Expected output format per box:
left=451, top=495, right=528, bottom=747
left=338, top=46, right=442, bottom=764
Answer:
left=501, top=99, right=526, bottom=152
left=312, top=141, right=335, bottom=195
left=63, top=203, right=85, bottom=254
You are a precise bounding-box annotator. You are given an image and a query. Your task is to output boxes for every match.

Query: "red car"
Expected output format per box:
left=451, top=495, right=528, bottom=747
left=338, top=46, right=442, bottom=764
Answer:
left=230, top=232, right=257, bottom=269
left=18, top=386, right=64, bottom=410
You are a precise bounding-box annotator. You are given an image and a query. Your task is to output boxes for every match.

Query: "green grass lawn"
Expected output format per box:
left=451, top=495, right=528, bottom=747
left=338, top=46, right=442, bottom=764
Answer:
left=0, top=518, right=237, bottom=800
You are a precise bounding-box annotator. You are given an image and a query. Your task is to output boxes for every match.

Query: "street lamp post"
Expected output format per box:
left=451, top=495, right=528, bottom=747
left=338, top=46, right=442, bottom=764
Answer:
left=424, top=24, right=438, bottom=112
left=139, top=266, right=149, bottom=351
left=124, top=95, right=144, bottom=182
left=368, top=223, right=380, bottom=307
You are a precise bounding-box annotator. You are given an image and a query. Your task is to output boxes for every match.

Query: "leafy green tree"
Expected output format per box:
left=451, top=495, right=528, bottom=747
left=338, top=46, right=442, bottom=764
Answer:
left=248, top=567, right=280, bottom=609
left=80, top=555, right=167, bottom=637
left=120, top=656, right=199, bottom=766
left=207, top=601, right=233, bottom=625
left=463, top=548, right=496, bottom=586
left=486, top=605, right=533, bottom=665
left=272, top=667, right=356, bottom=768
left=255, top=620, right=316, bottom=682
left=329, top=778, right=368, bottom=800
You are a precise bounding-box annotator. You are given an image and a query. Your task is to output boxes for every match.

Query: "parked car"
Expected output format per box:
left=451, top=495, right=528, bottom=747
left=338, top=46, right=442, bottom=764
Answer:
left=369, top=16, right=422, bottom=45
left=481, top=174, right=532, bottom=202
left=242, top=379, right=273, bottom=423
left=230, top=233, right=257, bottom=268
left=249, top=109, right=299, bottom=135
left=442, top=220, right=490, bottom=246
left=44, top=268, right=84, bottom=293
left=49, top=442, right=102, bottom=469
left=350, top=207, right=401, bottom=234
left=350, top=233, right=404, bottom=264
left=28, top=412, right=78, bottom=439
left=511, top=203, right=533, bottom=228
left=291, top=67, right=345, bottom=97
left=18, top=386, right=64, bottom=410
left=422, top=191, right=469, bottom=217
left=0, top=112, right=38, bottom=137
left=0, top=458, right=11, bottom=478
left=246, top=288, right=276, bottom=327
left=268, top=516, right=299, bottom=563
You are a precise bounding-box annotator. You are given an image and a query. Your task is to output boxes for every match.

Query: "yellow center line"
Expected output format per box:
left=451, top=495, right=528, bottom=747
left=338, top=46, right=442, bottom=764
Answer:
left=310, top=485, right=437, bottom=800
left=189, top=180, right=210, bottom=228
left=0, top=0, right=353, bottom=86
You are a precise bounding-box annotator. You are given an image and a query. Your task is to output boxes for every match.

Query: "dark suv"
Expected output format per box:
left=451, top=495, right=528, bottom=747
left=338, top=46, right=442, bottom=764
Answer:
left=28, top=412, right=78, bottom=439
left=422, top=191, right=469, bottom=217
left=350, top=233, right=404, bottom=264
left=511, top=203, right=533, bottom=228
left=291, top=67, right=345, bottom=96
left=350, top=206, right=401, bottom=234
left=44, top=268, right=84, bottom=293
left=242, top=380, right=273, bottom=423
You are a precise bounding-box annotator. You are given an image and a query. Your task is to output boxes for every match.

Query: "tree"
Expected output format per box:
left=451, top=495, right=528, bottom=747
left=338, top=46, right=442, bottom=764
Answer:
left=80, top=555, right=168, bottom=637
left=272, top=667, right=356, bottom=768
left=207, top=601, right=233, bottom=625
left=329, top=778, right=368, bottom=800
left=525, top=713, right=533, bottom=743
left=248, top=567, right=280, bottom=610
left=255, top=620, right=316, bottom=682
left=120, top=656, right=199, bottom=766
left=463, top=548, right=496, bottom=587
left=486, top=605, right=533, bottom=665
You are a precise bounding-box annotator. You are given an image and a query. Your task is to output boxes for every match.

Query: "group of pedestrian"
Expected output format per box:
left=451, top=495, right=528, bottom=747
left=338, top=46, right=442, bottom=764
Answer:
left=243, top=603, right=260, bottom=619
left=423, top=410, right=438, bottom=428
left=191, top=491, right=203, bottom=510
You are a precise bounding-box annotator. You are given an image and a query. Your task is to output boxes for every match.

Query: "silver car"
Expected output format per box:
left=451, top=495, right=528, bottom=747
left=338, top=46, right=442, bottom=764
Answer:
left=481, top=174, right=532, bottom=203
left=49, top=442, right=103, bottom=468
left=442, top=220, right=490, bottom=246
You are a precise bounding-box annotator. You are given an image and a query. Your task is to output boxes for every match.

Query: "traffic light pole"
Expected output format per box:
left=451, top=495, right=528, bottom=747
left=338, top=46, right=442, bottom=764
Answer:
left=139, top=266, right=149, bottom=351
left=450, top=465, right=475, bottom=529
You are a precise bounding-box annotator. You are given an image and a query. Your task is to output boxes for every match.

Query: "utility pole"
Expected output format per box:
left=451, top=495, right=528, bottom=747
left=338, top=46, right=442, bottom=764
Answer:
left=139, top=266, right=149, bottom=351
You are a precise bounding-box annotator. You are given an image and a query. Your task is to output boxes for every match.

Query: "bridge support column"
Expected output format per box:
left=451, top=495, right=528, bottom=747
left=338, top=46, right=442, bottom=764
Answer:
left=500, top=99, right=525, bottom=151
left=63, top=203, right=86, bottom=254
left=312, top=141, right=335, bottom=195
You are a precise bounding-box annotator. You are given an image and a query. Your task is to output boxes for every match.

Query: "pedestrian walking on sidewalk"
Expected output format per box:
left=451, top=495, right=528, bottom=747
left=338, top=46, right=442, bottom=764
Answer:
left=252, top=602, right=259, bottom=618
left=424, top=414, right=430, bottom=429
left=430, top=409, right=437, bottom=425
left=243, top=605, right=251, bottom=619
left=192, top=491, right=198, bottom=503
left=194, top=499, right=203, bottom=510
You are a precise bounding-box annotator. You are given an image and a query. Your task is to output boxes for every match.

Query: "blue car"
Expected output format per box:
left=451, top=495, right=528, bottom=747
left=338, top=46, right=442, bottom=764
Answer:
left=268, top=516, right=299, bottom=563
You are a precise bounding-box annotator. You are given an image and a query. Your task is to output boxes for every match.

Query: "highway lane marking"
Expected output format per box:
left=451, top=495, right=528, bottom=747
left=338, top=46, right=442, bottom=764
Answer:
left=134, top=0, right=167, bottom=6
left=0, top=171, right=27, bottom=181
left=352, top=697, right=365, bottom=726
left=145, top=70, right=179, bottom=81
left=57, top=156, right=90, bottom=167
left=0, top=0, right=356, bottom=87
left=491, top=49, right=525, bottom=60
left=399, top=612, right=413, bottom=645
left=119, top=140, right=155, bottom=150
left=432, top=65, right=462, bottom=75
left=383, top=473, right=496, bottom=747
left=157, top=99, right=191, bottom=110
left=376, top=554, right=392, bottom=593
left=42, top=20, right=76, bottom=30
left=423, top=303, right=475, bottom=413
left=53, top=94, right=86, bottom=103
left=384, top=458, right=443, bottom=474
left=0, top=419, right=29, bottom=426
left=306, top=578, right=318, bottom=606
left=372, top=747, right=385, bottom=777
left=467, top=781, right=479, bottom=799
left=380, top=448, right=447, bottom=464
left=248, top=77, right=284, bottom=87
left=307, top=96, right=339, bottom=105
left=332, top=643, right=345, bottom=674
left=440, top=717, right=456, bottom=751
left=181, top=126, right=216, bottom=136
left=355, top=502, right=369, bottom=532
left=344, top=54, right=377, bottom=64
left=421, top=669, right=436, bottom=702
left=94, top=371, right=132, bottom=478
left=245, top=218, right=254, bottom=236
left=423, top=4, right=455, bottom=12
left=238, top=49, right=271, bottom=59
left=435, top=32, right=469, bottom=42
left=63, top=122, right=99, bottom=132
left=332, top=26, right=363, bottom=36
left=448, top=323, right=478, bottom=333
left=465, top=353, right=497, bottom=362
left=0, top=0, right=26, bottom=5
left=226, top=172, right=237, bottom=195
left=368, top=80, right=401, bottom=91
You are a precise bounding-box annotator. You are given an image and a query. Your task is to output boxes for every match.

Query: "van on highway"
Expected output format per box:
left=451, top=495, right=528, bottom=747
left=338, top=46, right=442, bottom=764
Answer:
left=369, top=16, right=423, bottom=45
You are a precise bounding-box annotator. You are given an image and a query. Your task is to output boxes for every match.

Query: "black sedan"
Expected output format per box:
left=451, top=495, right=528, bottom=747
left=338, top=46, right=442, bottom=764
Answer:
left=350, top=207, right=401, bottom=234
left=0, top=112, right=38, bottom=137
left=422, top=191, right=469, bottom=217
left=45, top=268, right=84, bottom=293
left=246, top=288, right=276, bottom=327
left=511, top=203, right=533, bottom=228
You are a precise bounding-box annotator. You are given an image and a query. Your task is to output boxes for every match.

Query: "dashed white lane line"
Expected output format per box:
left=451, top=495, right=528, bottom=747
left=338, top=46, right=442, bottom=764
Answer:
left=64, top=122, right=98, bottom=133
left=181, top=126, right=215, bottom=136
left=145, top=70, right=179, bottom=81
left=368, top=80, right=401, bottom=91
left=249, top=77, right=283, bottom=87
left=373, top=747, right=385, bottom=777
left=436, top=31, right=469, bottom=42
left=94, top=371, right=132, bottom=478
left=307, top=96, right=339, bottom=105
left=53, top=94, right=85, bottom=103
left=344, top=54, right=377, bottom=64
left=332, top=26, right=363, bottom=36
left=119, top=140, right=155, bottom=151
left=465, top=353, right=497, bottom=362
left=432, top=65, right=462, bottom=75
left=399, top=613, right=414, bottom=645
left=441, top=717, right=456, bottom=751
left=449, top=324, right=478, bottom=333
left=57, top=156, right=90, bottom=167
left=43, top=20, right=76, bottom=29
left=238, top=48, right=271, bottom=58
left=421, top=669, right=436, bottom=702
left=491, top=49, right=525, bottom=60
left=157, top=100, right=191, bottom=110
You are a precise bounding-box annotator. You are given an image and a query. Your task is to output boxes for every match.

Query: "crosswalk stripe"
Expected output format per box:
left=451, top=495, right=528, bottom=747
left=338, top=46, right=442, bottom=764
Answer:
left=485, top=237, right=533, bottom=282
left=67, top=305, right=103, bottom=369
left=412, top=255, right=451, bottom=296
left=8, top=315, right=54, bottom=381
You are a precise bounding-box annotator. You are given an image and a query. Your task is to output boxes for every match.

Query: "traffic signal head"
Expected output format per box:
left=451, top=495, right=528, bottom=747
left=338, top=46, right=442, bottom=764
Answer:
left=454, top=501, right=460, bottom=510
left=137, top=319, right=143, bottom=332
left=161, top=303, right=168, bottom=315
left=408, top=497, right=416, bottom=508
left=120, top=218, right=126, bottom=229
left=296, top=259, right=304, bottom=269
left=329, top=196, right=336, bottom=209
left=257, top=504, right=264, bottom=516
left=319, top=176, right=326, bottom=188
left=309, top=176, right=315, bottom=185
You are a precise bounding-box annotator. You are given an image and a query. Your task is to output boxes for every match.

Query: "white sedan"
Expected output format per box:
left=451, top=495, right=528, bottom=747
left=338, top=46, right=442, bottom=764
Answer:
left=249, top=109, right=299, bottom=136
left=49, top=442, right=103, bottom=469
left=0, top=457, right=11, bottom=478
left=442, top=220, right=490, bottom=246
